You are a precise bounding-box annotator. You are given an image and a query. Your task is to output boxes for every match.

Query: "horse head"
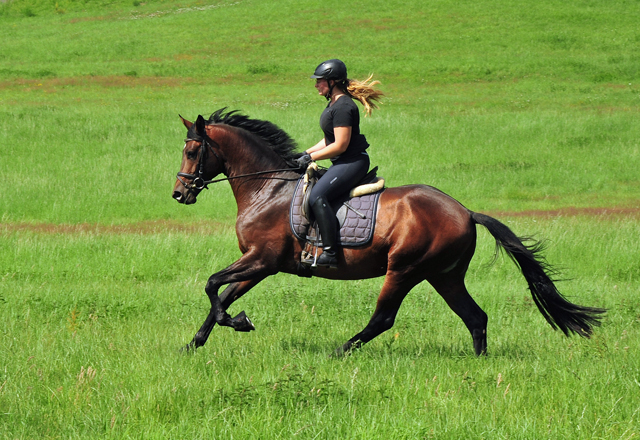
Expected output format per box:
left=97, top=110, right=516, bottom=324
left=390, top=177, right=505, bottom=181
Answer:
left=172, top=115, right=225, bottom=205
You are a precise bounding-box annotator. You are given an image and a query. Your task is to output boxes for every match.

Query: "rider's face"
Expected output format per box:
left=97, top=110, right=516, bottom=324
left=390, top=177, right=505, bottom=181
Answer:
left=315, top=78, right=331, bottom=96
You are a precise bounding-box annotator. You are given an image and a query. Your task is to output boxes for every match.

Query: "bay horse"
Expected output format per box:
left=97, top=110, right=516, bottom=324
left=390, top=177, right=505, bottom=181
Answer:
left=172, top=108, right=604, bottom=356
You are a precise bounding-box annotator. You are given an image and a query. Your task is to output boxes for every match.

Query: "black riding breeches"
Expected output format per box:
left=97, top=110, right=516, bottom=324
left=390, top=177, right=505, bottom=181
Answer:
left=308, top=153, right=370, bottom=207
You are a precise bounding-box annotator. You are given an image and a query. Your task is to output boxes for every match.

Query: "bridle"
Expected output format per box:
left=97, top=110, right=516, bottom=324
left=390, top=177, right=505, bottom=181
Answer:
left=176, top=137, right=220, bottom=191
left=175, top=136, right=301, bottom=193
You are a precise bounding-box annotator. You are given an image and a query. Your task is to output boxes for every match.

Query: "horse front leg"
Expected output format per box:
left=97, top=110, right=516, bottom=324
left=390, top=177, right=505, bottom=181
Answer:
left=208, top=280, right=258, bottom=332
left=184, top=253, right=274, bottom=351
left=183, top=278, right=263, bottom=352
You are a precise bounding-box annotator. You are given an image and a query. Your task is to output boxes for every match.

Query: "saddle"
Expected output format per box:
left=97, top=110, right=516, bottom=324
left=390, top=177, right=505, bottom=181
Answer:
left=290, top=164, right=385, bottom=272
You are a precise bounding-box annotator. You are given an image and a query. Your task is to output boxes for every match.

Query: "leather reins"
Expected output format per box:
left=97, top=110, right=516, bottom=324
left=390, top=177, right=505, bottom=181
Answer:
left=176, top=137, right=300, bottom=192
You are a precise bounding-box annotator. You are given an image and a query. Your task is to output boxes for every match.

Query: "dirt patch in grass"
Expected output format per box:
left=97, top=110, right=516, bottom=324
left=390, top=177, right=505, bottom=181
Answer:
left=3, top=206, right=639, bottom=235
left=0, top=220, right=232, bottom=235
left=0, top=75, right=195, bottom=91
left=487, top=206, right=640, bottom=219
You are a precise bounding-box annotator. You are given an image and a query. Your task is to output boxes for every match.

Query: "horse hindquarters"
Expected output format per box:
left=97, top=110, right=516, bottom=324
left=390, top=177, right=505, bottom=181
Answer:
left=337, top=186, right=488, bottom=355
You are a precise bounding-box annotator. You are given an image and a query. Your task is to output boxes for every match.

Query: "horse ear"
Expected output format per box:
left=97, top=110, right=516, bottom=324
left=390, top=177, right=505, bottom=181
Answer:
left=180, top=115, right=193, bottom=130
left=195, top=115, right=207, bottom=138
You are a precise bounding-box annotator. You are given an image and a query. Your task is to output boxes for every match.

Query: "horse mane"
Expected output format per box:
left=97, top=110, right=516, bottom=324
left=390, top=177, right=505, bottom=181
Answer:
left=191, top=108, right=301, bottom=169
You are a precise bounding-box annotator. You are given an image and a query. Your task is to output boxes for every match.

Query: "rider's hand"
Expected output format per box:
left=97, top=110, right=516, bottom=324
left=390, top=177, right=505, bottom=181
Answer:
left=296, top=152, right=313, bottom=169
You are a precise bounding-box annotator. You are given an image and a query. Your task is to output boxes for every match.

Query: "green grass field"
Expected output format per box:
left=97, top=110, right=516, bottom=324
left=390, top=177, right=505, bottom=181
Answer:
left=1, top=0, right=639, bottom=438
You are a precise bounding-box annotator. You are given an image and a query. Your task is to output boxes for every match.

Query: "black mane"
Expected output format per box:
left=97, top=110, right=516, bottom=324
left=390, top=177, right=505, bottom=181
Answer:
left=188, top=108, right=301, bottom=169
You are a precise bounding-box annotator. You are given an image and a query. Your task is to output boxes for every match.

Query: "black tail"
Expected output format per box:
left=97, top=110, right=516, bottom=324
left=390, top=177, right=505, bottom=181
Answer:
left=471, top=212, right=605, bottom=337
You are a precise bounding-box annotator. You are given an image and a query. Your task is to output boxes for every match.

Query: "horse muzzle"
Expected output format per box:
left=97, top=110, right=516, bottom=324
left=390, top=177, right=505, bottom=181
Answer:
left=174, top=173, right=206, bottom=205
left=173, top=188, right=198, bottom=205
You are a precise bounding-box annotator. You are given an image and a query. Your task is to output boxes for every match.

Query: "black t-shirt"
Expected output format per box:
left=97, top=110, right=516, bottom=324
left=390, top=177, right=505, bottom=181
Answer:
left=320, top=95, right=369, bottom=161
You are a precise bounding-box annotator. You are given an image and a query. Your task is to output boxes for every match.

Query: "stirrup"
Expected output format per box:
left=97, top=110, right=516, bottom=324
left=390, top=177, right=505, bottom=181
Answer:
left=300, top=226, right=321, bottom=267
left=301, top=249, right=316, bottom=266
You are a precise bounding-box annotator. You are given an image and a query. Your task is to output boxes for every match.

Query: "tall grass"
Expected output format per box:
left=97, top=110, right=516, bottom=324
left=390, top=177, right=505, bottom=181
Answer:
left=1, top=217, right=638, bottom=438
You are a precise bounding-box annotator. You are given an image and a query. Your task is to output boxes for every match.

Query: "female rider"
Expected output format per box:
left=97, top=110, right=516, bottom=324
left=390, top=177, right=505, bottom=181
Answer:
left=297, top=59, right=383, bottom=268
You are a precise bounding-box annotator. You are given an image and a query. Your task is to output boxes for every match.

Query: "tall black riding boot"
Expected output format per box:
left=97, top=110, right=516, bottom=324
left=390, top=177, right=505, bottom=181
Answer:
left=311, top=196, right=339, bottom=269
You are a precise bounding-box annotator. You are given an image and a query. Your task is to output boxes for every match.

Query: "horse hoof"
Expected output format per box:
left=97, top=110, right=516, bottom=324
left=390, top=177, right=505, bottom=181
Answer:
left=233, top=311, right=255, bottom=332
left=180, top=341, right=197, bottom=354
left=331, top=345, right=352, bottom=358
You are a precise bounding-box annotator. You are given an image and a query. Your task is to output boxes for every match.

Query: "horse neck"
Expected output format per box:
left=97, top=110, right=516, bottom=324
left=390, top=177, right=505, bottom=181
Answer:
left=211, top=125, right=293, bottom=211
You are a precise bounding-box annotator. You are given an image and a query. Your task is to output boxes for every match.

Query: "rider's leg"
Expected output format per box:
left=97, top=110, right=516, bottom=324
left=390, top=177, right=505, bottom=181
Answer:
left=311, top=196, right=339, bottom=268
left=307, top=154, right=370, bottom=268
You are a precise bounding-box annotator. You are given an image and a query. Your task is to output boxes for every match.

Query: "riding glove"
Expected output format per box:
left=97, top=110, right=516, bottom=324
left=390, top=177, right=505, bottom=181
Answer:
left=296, top=152, right=313, bottom=169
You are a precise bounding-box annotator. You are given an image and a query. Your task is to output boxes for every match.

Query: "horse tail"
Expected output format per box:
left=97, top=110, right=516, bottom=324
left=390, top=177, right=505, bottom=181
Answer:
left=470, top=211, right=605, bottom=337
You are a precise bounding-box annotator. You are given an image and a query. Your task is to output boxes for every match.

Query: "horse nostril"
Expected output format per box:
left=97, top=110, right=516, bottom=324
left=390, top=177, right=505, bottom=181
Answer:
left=173, top=191, right=184, bottom=202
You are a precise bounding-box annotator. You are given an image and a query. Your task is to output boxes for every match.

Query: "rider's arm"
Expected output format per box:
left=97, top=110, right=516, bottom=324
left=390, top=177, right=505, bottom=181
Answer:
left=307, top=126, right=351, bottom=161
left=306, top=138, right=327, bottom=154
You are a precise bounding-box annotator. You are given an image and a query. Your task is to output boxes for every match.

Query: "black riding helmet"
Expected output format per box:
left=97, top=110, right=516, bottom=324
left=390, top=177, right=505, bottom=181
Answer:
left=311, top=59, right=348, bottom=100
left=310, top=59, right=347, bottom=80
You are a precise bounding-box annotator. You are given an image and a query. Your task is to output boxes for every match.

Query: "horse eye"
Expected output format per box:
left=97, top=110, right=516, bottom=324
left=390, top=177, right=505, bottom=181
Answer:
left=186, top=150, right=197, bottom=160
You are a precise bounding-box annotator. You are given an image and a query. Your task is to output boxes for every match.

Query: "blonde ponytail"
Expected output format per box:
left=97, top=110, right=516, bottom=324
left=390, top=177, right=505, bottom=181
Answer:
left=346, top=75, right=384, bottom=117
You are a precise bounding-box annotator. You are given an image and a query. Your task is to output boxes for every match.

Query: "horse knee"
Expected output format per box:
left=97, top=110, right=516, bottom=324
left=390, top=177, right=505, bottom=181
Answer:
left=204, top=278, right=219, bottom=297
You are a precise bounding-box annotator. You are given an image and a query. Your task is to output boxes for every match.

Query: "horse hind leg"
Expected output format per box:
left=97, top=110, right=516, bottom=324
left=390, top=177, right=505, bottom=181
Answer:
left=335, top=270, right=418, bottom=356
left=430, top=275, right=488, bottom=356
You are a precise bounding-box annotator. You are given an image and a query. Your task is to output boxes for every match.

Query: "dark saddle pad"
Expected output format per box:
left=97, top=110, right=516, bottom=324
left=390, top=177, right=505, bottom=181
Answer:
left=289, top=170, right=384, bottom=247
